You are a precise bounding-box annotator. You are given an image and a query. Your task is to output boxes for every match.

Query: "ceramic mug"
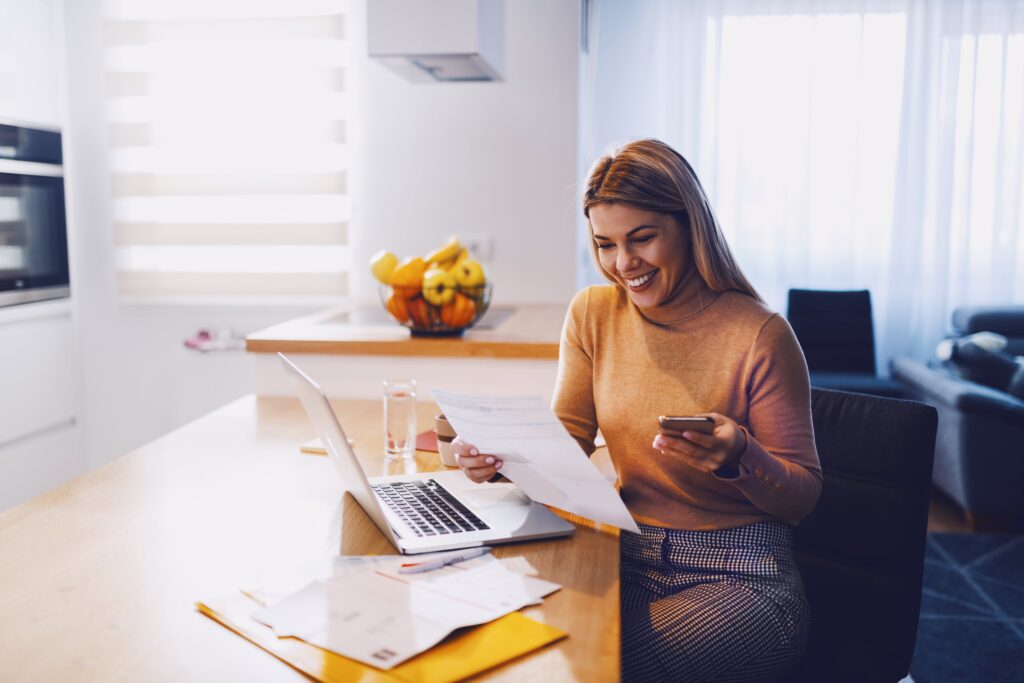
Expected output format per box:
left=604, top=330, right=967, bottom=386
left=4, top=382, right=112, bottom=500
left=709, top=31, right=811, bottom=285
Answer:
left=435, top=413, right=458, bottom=467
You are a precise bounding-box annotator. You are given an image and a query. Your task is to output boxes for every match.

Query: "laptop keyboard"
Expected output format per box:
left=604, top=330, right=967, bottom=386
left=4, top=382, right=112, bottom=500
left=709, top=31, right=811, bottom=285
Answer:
left=372, top=479, right=491, bottom=537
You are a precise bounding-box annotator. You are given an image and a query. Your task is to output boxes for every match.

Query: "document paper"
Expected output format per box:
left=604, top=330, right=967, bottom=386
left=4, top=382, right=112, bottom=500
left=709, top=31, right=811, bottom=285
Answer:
left=251, top=554, right=558, bottom=670
left=430, top=389, right=640, bottom=533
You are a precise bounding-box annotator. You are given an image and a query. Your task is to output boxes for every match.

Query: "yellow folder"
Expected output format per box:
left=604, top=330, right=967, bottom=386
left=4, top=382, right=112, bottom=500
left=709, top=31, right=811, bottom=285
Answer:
left=196, top=592, right=566, bottom=683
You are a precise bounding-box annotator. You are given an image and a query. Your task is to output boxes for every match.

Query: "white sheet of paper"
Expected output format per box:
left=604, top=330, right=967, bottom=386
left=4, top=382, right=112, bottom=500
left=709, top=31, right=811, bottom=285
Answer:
left=250, top=554, right=561, bottom=669
left=376, top=554, right=561, bottom=607
left=244, top=553, right=558, bottom=607
left=430, top=389, right=640, bottom=533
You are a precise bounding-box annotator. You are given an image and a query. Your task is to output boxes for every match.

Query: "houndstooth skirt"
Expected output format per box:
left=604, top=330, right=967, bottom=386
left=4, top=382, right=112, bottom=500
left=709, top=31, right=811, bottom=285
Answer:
left=620, top=521, right=809, bottom=682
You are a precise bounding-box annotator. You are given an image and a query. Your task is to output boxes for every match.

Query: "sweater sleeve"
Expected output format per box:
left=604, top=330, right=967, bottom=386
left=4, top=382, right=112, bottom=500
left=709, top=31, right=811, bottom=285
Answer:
left=552, top=289, right=599, bottom=456
left=714, top=314, right=823, bottom=523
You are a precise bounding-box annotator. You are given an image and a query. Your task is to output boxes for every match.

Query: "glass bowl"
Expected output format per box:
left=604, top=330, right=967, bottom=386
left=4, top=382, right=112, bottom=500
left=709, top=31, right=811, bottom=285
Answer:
left=379, top=283, right=492, bottom=336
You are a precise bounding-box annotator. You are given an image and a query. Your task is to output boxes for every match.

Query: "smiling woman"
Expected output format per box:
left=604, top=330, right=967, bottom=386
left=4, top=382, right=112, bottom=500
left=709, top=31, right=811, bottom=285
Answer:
left=566, top=140, right=821, bottom=682
left=451, top=141, right=822, bottom=682
left=442, top=140, right=822, bottom=680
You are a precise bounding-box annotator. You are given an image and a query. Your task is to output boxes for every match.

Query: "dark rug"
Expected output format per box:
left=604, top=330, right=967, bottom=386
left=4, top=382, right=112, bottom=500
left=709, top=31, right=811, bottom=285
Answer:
left=910, top=533, right=1024, bottom=682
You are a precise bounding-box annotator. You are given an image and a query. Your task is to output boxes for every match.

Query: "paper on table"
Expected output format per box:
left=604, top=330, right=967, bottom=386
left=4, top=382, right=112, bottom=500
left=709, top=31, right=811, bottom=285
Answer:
left=429, top=389, right=640, bottom=533
left=251, top=554, right=560, bottom=670
left=244, top=554, right=557, bottom=608
left=377, top=553, right=561, bottom=607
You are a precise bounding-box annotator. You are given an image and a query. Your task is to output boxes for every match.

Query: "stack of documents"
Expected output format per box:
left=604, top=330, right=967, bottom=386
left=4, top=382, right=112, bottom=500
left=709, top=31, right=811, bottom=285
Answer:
left=197, top=552, right=566, bottom=683
left=431, top=389, right=640, bottom=533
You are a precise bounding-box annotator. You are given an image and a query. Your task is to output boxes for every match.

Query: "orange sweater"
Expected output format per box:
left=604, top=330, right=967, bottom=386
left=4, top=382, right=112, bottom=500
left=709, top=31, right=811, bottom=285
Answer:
left=552, top=278, right=822, bottom=530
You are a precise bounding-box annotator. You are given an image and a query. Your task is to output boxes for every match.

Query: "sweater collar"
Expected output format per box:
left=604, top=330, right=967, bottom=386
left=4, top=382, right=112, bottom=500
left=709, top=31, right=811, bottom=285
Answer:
left=632, top=266, right=720, bottom=325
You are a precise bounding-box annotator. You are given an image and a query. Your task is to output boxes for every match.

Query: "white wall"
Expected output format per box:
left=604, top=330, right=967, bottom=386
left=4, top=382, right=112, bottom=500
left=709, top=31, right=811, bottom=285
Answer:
left=348, top=0, right=581, bottom=306
left=60, top=0, right=581, bottom=471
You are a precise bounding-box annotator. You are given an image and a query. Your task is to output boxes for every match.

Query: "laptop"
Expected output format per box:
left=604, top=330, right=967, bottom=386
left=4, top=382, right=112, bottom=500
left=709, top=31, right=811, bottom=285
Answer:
left=279, top=353, right=575, bottom=554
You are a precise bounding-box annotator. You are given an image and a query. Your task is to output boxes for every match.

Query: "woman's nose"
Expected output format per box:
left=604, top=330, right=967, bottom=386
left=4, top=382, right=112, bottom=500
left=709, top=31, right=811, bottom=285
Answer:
left=617, top=248, right=637, bottom=273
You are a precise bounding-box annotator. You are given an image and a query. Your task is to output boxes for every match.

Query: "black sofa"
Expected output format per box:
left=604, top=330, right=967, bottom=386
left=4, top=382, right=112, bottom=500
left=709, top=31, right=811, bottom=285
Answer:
left=891, top=306, right=1024, bottom=528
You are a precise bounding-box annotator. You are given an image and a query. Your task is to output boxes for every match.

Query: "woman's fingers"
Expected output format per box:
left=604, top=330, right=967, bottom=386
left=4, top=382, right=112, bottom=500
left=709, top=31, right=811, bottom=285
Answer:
left=653, top=432, right=721, bottom=472
left=655, top=432, right=711, bottom=454
left=655, top=412, right=744, bottom=473
left=456, top=452, right=499, bottom=470
left=680, top=430, right=715, bottom=448
left=462, top=464, right=497, bottom=483
left=452, top=437, right=502, bottom=483
left=459, top=458, right=502, bottom=483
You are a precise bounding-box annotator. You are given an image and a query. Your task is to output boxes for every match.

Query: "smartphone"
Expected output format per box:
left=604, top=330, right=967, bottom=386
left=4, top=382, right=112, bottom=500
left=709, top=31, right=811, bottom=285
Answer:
left=658, top=415, right=714, bottom=434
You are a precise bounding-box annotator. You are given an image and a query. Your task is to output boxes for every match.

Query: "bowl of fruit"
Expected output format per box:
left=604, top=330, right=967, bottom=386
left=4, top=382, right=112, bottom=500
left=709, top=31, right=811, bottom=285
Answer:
left=371, top=236, right=492, bottom=336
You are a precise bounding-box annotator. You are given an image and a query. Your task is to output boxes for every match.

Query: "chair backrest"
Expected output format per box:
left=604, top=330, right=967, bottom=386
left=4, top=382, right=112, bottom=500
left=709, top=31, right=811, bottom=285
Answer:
left=786, top=289, right=877, bottom=374
left=790, top=389, right=937, bottom=683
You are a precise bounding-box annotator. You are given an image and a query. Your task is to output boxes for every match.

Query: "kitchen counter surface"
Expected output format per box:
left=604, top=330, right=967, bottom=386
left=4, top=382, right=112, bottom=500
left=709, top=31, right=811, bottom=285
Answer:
left=0, top=395, right=619, bottom=681
left=246, top=303, right=566, bottom=360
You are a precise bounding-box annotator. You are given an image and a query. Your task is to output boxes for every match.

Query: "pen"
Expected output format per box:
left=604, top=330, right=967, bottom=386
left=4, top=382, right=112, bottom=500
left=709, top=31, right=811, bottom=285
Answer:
left=398, top=546, right=492, bottom=574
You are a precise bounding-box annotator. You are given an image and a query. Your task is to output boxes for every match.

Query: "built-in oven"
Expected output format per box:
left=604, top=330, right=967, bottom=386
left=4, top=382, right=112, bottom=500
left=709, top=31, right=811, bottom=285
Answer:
left=0, top=121, right=69, bottom=308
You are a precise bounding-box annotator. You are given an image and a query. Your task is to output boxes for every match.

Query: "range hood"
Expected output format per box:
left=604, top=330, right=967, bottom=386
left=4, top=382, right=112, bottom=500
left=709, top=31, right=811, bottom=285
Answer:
left=367, top=0, right=505, bottom=82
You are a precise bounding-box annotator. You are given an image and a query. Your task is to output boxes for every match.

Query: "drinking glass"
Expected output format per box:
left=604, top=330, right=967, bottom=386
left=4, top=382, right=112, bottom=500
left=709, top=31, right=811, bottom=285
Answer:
left=383, top=379, right=417, bottom=461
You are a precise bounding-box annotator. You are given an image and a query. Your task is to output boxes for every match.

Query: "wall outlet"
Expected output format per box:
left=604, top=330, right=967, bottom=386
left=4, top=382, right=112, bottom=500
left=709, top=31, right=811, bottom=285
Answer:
left=461, top=233, right=494, bottom=262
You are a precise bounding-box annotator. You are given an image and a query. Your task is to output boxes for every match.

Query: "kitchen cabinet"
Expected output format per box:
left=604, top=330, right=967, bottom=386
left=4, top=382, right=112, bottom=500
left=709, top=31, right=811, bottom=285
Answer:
left=0, top=302, right=83, bottom=510
left=0, top=0, right=76, bottom=511
left=0, top=0, right=63, bottom=128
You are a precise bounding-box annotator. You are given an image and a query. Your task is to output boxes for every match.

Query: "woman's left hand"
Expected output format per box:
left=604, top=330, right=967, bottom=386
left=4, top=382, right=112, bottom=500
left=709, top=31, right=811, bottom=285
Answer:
left=652, top=412, right=748, bottom=474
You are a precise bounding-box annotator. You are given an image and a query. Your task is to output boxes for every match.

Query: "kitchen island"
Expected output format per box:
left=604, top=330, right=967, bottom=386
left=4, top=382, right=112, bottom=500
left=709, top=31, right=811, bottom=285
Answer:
left=246, top=304, right=567, bottom=398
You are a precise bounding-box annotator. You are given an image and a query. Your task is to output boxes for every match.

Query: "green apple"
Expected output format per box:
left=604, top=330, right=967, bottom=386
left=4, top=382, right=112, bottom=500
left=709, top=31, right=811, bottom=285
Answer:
left=422, top=267, right=457, bottom=306
left=454, top=259, right=486, bottom=288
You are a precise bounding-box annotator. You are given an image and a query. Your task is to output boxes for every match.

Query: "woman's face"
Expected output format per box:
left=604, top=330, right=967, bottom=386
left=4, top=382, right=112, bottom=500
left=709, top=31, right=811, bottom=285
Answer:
left=589, top=203, right=690, bottom=309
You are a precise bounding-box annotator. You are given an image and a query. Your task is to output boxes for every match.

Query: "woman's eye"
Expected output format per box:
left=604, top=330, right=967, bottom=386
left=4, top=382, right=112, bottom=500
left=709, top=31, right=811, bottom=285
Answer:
left=632, top=235, right=653, bottom=244
left=595, top=242, right=614, bottom=250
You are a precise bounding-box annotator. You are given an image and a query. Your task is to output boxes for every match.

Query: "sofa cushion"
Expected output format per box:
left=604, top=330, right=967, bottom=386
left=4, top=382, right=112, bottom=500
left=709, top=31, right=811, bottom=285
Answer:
left=890, top=357, right=1024, bottom=424
left=945, top=340, right=1021, bottom=394
left=952, top=306, right=1024, bottom=337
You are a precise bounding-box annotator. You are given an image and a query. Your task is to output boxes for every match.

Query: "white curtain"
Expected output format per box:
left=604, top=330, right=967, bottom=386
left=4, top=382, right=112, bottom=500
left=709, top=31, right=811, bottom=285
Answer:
left=580, top=0, right=1024, bottom=368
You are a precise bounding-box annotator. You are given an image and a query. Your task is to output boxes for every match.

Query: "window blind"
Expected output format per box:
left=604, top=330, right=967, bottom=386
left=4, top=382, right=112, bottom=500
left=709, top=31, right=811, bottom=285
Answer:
left=104, top=0, right=350, bottom=302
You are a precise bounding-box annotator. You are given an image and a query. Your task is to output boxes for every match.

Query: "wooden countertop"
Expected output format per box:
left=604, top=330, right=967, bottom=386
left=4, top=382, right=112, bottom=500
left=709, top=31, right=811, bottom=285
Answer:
left=246, top=304, right=566, bottom=359
left=0, top=396, right=619, bottom=682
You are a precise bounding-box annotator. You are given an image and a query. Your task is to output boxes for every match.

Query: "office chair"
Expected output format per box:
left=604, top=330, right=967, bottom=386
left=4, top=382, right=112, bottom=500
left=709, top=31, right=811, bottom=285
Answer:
left=788, top=388, right=938, bottom=682
left=786, top=288, right=904, bottom=397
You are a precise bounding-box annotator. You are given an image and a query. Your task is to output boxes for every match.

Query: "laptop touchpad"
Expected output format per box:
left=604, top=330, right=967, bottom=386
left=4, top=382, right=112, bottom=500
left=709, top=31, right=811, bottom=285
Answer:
left=462, top=486, right=531, bottom=509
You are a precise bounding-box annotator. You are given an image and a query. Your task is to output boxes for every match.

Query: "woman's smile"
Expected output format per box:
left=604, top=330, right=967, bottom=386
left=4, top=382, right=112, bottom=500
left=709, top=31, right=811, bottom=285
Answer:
left=624, top=269, right=658, bottom=290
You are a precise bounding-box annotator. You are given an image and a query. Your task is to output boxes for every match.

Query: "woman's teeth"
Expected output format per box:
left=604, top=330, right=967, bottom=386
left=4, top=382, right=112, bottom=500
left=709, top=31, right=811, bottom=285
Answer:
left=625, top=271, right=655, bottom=287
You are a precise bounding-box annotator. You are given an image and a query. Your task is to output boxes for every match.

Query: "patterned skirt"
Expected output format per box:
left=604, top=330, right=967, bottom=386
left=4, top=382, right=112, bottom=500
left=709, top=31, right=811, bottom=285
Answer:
left=620, top=521, right=809, bottom=682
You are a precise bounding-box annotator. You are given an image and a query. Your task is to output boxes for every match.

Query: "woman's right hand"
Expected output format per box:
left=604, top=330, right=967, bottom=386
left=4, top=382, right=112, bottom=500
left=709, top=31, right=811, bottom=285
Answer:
left=453, top=437, right=503, bottom=483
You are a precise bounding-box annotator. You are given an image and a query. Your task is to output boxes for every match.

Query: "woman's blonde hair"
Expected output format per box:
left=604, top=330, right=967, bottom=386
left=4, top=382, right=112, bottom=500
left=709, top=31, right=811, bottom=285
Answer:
left=583, top=139, right=763, bottom=303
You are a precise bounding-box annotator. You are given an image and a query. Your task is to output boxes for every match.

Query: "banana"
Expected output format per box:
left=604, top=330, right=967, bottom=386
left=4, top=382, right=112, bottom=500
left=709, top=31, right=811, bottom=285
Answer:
left=424, top=237, right=461, bottom=266
left=444, top=247, right=469, bottom=273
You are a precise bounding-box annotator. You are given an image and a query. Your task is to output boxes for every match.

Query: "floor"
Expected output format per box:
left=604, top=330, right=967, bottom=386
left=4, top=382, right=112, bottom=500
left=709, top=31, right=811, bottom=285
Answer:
left=914, top=532, right=1024, bottom=682
left=915, top=488, right=1021, bottom=683
left=890, top=489, right=968, bottom=683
